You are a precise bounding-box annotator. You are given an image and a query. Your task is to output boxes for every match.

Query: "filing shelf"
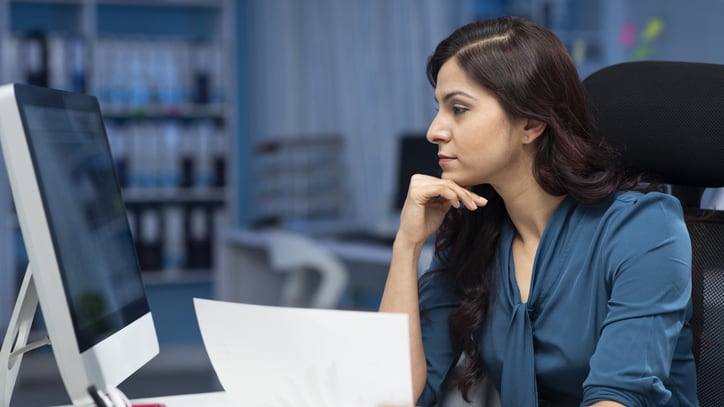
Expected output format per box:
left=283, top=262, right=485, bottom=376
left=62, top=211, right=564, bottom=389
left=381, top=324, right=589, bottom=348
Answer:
left=250, top=133, right=350, bottom=234
left=0, top=0, right=236, bottom=324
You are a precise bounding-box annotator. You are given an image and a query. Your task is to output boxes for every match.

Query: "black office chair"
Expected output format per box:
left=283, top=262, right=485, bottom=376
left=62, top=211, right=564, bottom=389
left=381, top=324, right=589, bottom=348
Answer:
left=583, top=61, right=724, bottom=407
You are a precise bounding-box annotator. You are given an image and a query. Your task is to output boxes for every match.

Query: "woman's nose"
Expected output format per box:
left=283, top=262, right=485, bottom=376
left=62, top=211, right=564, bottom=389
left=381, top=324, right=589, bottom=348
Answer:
left=426, top=116, right=450, bottom=144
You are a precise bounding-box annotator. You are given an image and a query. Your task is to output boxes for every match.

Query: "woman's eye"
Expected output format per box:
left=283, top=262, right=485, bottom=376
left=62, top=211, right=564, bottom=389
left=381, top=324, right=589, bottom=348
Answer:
left=453, top=105, right=468, bottom=115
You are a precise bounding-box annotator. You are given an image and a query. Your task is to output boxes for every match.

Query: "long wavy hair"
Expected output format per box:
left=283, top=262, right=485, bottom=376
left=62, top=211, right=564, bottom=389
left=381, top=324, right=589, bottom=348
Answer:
left=424, top=16, right=640, bottom=400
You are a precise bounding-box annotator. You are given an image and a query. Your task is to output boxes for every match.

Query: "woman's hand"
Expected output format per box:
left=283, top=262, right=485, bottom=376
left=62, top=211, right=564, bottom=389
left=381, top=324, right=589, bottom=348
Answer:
left=381, top=175, right=486, bottom=402
left=396, top=174, right=487, bottom=245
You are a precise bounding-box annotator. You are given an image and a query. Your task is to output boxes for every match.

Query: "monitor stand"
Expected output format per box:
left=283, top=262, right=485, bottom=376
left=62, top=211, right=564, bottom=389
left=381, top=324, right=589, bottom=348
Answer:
left=0, top=266, right=130, bottom=407
left=0, top=265, right=43, bottom=407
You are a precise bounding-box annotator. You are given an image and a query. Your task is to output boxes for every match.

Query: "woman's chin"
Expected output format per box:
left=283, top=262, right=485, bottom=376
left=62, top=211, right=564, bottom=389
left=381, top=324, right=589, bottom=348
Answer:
left=441, top=172, right=473, bottom=188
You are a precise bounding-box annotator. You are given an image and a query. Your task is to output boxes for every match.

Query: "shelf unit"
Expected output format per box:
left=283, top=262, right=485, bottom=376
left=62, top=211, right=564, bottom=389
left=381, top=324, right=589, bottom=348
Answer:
left=250, top=133, right=350, bottom=235
left=0, top=0, right=236, bottom=328
left=486, top=0, right=608, bottom=79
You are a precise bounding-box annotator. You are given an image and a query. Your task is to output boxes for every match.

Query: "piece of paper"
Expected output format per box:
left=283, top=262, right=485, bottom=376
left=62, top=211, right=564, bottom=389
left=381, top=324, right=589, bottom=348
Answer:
left=194, top=298, right=413, bottom=407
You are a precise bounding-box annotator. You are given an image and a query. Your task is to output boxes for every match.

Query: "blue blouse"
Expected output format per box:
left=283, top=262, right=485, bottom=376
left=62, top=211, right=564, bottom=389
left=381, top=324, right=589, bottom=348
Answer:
left=417, top=191, right=698, bottom=407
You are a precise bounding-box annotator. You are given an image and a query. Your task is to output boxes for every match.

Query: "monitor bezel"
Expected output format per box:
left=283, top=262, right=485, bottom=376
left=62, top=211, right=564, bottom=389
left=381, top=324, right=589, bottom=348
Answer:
left=0, top=83, right=158, bottom=405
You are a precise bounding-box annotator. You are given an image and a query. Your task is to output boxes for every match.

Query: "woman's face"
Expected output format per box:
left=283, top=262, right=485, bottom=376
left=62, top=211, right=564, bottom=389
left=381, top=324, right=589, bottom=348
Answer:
left=427, top=59, right=527, bottom=188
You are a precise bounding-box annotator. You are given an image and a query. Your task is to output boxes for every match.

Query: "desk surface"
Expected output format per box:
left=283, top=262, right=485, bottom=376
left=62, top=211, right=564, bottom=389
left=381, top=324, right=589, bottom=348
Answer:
left=219, top=227, right=394, bottom=264
left=216, top=227, right=433, bottom=308
left=55, top=391, right=234, bottom=407
left=131, top=391, right=234, bottom=406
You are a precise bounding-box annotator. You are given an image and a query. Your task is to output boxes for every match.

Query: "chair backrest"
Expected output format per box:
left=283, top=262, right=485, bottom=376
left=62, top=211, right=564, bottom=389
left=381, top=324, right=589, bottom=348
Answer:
left=583, top=61, right=724, bottom=407
left=686, top=212, right=724, bottom=406
left=265, top=228, right=349, bottom=309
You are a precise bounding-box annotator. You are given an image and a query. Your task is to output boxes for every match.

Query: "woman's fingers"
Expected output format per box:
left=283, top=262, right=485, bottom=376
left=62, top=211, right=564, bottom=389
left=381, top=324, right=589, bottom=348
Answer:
left=397, top=174, right=488, bottom=244
left=408, top=174, right=487, bottom=211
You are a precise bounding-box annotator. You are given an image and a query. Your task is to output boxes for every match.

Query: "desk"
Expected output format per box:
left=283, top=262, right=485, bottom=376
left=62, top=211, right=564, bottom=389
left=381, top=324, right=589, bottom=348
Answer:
left=128, top=391, right=233, bottom=406
left=54, top=391, right=234, bottom=407
left=216, top=227, right=403, bottom=308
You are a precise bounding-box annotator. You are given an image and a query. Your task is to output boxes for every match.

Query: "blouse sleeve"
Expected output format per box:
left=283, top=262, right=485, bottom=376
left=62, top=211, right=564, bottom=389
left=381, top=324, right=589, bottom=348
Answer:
left=416, top=255, right=461, bottom=407
left=582, top=192, right=693, bottom=406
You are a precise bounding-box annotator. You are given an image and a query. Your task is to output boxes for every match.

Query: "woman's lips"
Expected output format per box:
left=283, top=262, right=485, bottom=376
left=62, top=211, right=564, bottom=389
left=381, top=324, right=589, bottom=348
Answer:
left=438, top=154, right=455, bottom=166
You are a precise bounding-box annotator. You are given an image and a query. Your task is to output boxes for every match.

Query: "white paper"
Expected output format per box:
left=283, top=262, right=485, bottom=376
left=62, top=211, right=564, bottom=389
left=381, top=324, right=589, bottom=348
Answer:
left=194, top=298, right=413, bottom=407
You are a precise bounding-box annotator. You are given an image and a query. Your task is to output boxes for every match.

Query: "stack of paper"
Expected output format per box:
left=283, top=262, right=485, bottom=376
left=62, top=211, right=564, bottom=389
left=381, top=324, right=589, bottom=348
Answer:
left=194, top=298, right=413, bottom=407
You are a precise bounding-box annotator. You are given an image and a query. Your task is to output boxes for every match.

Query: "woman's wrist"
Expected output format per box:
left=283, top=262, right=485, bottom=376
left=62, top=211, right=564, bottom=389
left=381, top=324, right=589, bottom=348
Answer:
left=393, top=232, right=427, bottom=253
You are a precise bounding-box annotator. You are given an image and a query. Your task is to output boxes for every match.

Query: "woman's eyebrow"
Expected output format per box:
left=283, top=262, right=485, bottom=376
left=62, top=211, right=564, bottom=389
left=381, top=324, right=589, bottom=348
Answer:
left=434, top=90, right=478, bottom=104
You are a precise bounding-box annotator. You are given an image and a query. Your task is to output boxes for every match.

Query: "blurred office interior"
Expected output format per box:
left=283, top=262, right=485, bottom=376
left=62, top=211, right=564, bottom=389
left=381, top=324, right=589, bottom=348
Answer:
left=0, top=0, right=723, bottom=405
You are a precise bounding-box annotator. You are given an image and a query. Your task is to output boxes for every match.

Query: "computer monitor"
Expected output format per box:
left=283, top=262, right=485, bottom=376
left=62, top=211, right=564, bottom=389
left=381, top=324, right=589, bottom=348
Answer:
left=394, top=133, right=440, bottom=210
left=0, top=83, right=158, bottom=406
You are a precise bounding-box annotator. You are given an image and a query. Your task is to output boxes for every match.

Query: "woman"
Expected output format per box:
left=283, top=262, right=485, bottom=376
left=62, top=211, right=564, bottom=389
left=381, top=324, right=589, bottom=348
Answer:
left=379, top=16, right=698, bottom=407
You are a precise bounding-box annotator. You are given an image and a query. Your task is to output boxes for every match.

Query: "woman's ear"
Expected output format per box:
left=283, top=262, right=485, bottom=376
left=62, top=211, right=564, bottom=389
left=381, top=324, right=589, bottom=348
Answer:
left=522, top=119, right=546, bottom=144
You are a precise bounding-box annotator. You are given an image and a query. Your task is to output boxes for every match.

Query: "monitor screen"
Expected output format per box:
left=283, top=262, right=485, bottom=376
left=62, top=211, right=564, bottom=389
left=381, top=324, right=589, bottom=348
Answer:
left=0, top=83, right=158, bottom=405
left=394, top=134, right=440, bottom=210
left=18, top=101, right=148, bottom=352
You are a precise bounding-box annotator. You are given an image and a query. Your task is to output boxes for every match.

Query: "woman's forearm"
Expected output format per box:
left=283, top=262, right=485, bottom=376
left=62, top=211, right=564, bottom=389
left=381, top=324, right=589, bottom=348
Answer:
left=379, top=236, right=427, bottom=402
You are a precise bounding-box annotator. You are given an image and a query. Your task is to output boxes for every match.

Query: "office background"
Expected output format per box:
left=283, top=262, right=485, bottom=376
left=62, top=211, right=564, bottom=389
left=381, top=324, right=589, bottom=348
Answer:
left=0, top=0, right=722, bottom=405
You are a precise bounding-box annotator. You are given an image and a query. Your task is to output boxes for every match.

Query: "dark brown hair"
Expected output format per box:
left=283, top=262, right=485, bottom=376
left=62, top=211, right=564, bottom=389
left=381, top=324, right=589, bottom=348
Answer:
left=424, top=16, right=636, bottom=400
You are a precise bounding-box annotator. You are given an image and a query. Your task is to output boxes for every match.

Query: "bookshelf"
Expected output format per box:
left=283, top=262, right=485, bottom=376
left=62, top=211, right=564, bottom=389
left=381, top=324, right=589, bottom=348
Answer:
left=0, top=0, right=236, bottom=328
left=480, top=0, right=609, bottom=79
